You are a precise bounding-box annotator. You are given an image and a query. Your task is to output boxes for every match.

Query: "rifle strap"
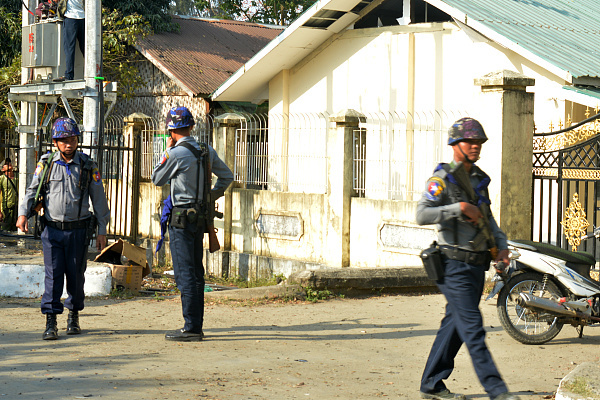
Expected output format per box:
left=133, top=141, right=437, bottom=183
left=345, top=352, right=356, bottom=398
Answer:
left=441, top=163, right=461, bottom=245
left=34, top=151, right=57, bottom=212
left=6, top=175, right=17, bottom=194
left=176, top=141, right=209, bottom=207
left=76, top=152, right=95, bottom=221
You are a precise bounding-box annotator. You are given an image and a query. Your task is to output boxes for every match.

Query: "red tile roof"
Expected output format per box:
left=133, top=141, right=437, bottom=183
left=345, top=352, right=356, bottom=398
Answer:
left=136, top=16, right=283, bottom=97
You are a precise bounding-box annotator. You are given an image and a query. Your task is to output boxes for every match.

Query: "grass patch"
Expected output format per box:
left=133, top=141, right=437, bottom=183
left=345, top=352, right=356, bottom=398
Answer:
left=304, top=287, right=341, bottom=302
left=206, top=274, right=285, bottom=289
left=108, top=287, right=138, bottom=299
left=562, top=376, right=596, bottom=397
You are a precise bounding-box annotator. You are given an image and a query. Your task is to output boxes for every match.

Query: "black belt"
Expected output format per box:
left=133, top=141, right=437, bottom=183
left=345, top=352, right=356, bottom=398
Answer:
left=45, top=218, right=89, bottom=231
left=174, top=202, right=206, bottom=209
left=439, top=246, right=491, bottom=265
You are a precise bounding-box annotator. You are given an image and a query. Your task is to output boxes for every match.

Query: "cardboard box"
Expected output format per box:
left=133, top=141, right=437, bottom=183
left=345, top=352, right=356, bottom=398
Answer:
left=94, top=239, right=151, bottom=292
left=110, top=264, right=144, bottom=291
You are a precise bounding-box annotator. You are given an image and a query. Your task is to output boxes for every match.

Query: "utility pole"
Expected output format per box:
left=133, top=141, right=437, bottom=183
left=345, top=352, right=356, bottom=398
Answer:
left=83, top=0, right=102, bottom=160
left=18, top=0, right=37, bottom=208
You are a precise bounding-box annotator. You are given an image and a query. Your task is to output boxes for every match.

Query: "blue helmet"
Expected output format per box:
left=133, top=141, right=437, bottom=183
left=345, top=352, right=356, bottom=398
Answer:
left=52, top=117, right=80, bottom=139
left=447, top=117, right=488, bottom=145
left=166, top=106, right=195, bottom=130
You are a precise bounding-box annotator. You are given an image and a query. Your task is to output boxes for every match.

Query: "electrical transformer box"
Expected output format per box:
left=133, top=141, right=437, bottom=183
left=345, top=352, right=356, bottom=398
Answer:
left=22, top=22, right=60, bottom=68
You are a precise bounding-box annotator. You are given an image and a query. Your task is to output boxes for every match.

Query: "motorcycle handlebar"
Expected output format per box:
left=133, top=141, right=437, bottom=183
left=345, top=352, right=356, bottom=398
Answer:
left=581, top=226, right=600, bottom=240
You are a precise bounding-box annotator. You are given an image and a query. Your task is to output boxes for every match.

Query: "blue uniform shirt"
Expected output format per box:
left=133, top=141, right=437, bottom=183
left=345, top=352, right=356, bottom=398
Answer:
left=18, top=151, right=110, bottom=235
left=416, top=162, right=507, bottom=252
left=151, top=137, right=233, bottom=206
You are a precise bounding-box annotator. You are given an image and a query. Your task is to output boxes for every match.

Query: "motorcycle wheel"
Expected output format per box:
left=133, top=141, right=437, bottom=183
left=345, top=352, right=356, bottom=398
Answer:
left=497, top=272, right=566, bottom=345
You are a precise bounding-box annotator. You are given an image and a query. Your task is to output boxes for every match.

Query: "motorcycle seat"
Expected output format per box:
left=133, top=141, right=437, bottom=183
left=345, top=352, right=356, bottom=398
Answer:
left=509, top=239, right=596, bottom=266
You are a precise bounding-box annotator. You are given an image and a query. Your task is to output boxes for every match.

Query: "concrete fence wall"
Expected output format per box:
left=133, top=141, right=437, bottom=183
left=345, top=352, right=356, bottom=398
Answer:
left=131, top=71, right=535, bottom=279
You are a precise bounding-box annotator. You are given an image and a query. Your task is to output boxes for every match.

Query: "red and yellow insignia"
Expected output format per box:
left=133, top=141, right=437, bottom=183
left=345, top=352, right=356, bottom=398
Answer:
left=160, top=151, right=169, bottom=165
left=426, top=177, right=445, bottom=200
left=34, top=161, right=44, bottom=177
left=92, top=167, right=102, bottom=184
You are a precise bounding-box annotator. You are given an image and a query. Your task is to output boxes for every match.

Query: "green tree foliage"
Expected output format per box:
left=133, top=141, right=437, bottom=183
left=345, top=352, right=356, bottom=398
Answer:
left=0, top=1, right=174, bottom=127
left=194, top=0, right=316, bottom=25
left=0, top=7, right=22, bottom=68
left=102, top=0, right=178, bottom=33
left=102, top=9, right=153, bottom=98
left=0, top=56, right=21, bottom=127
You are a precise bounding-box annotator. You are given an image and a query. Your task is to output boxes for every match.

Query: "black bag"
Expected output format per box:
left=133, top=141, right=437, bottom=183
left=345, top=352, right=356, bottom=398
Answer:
left=420, top=241, right=445, bottom=281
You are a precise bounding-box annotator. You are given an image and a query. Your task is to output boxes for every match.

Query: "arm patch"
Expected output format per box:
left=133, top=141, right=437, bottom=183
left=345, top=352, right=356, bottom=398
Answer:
left=425, top=177, right=446, bottom=201
left=34, top=162, right=44, bottom=177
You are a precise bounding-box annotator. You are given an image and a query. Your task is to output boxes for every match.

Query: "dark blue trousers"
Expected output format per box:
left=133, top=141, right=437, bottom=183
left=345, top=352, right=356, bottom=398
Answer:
left=41, top=226, right=88, bottom=314
left=168, top=221, right=205, bottom=333
left=420, top=258, right=508, bottom=399
left=62, top=17, right=85, bottom=80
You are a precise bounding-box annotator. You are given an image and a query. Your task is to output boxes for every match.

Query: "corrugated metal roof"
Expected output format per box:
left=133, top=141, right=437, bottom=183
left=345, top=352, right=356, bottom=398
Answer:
left=136, top=16, right=284, bottom=97
left=213, top=0, right=600, bottom=101
left=429, top=0, right=600, bottom=80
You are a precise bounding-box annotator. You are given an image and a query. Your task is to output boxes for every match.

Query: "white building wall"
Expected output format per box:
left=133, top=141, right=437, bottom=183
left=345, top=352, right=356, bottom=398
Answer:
left=272, top=22, right=573, bottom=133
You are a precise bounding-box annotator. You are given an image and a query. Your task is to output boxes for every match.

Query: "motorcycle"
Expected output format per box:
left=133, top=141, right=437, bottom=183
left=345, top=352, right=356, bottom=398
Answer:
left=487, top=228, right=600, bottom=345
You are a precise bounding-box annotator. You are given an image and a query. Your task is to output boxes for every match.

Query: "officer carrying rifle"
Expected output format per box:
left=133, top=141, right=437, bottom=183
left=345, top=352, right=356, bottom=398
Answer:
left=17, top=117, right=110, bottom=341
left=152, top=106, right=233, bottom=342
left=416, top=118, right=519, bottom=400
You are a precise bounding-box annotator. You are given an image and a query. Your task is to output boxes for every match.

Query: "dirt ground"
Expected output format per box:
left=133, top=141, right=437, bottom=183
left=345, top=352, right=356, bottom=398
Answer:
left=1, top=290, right=600, bottom=400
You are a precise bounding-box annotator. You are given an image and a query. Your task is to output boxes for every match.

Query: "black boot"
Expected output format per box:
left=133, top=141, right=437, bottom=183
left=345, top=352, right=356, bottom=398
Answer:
left=66, top=310, right=81, bottom=335
left=43, top=314, right=58, bottom=340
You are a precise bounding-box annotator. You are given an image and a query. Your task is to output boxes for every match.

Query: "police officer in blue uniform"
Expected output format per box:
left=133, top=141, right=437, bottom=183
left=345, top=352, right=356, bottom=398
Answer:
left=416, top=118, right=520, bottom=400
left=17, top=117, right=110, bottom=340
left=152, top=106, right=233, bottom=342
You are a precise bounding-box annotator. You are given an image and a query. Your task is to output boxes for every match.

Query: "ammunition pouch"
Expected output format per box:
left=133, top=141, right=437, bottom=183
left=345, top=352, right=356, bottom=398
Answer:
left=170, top=204, right=206, bottom=229
left=420, top=241, right=445, bottom=281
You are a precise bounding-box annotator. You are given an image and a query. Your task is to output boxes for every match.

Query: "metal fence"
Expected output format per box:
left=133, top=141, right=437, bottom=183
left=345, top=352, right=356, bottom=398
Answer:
left=140, top=114, right=214, bottom=180
left=98, top=114, right=139, bottom=241
left=234, top=112, right=330, bottom=193
left=531, top=112, right=600, bottom=253
left=1, top=128, right=19, bottom=163
left=353, top=110, right=467, bottom=201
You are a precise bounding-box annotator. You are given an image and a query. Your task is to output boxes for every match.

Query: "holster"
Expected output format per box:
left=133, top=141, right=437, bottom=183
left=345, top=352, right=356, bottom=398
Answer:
left=420, top=241, right=445, bottom=281
left=85, top=214, right=98, bottom=246
left=171, top=206, right=204, bottom=229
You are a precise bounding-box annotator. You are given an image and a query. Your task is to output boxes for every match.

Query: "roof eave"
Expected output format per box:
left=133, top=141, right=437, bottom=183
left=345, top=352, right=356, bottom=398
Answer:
left=426, top=0, right=573, bottom=83
left=212, top=0, right=370, bottom=101
left=135, top=44, right=198, bottom=97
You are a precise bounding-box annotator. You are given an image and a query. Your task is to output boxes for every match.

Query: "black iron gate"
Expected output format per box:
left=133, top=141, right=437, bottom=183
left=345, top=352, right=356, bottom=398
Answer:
left=532, top=113, right=600, bottom=256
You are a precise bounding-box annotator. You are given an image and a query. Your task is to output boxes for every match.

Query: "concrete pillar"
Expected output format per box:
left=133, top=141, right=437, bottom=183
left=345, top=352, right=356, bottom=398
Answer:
left=474, top=70, right=535, bottom=240
left=123, top=113, right=147, bottom=241
left=214, top=113, right=242, bottom=258
left=327, top=109, right=365, bottom=268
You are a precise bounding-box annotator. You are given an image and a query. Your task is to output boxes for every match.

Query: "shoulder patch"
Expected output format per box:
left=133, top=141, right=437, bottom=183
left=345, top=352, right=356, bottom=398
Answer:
left=425, top=176, right=446, bottom=201
left=92, top=167, right=102, bottom=185
left=34, top=161, right=44, bottom=177
left=159, top=150, right=169, bottom=165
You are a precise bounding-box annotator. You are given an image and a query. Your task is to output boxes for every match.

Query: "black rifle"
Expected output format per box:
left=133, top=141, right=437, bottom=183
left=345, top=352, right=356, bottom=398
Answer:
left=200, top=143, right=223, bottom=253
left=449, top=161, right=498, bottom=259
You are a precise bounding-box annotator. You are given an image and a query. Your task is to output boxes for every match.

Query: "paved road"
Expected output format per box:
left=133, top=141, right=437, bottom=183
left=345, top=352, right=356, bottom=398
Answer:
left=1, top=293, right=599, bottom=400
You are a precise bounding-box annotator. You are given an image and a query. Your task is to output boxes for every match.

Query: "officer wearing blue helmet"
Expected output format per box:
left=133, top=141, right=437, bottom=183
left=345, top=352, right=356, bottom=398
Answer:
left=416, top=118, right=519, bottom=400
left=17, top=117, right=110, bottom=340
left=152, top=106, right=233, bottom=341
